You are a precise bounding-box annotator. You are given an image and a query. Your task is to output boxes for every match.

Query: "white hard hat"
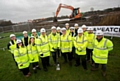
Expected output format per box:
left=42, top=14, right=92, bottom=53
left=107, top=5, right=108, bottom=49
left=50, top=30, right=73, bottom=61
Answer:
left=32, top=29, right=36, bottom=32
left=23, top=31, right=27, bottom=34
left=96, top=30, right=104, bottom=35
left=77, top=28, right=83, bottom=33
left=87, top=27, right=93, bottom=31
left=81, top=25, right=87, bottom=28
left=70, top=27, right=74, bottom=30
left=57, top=27, right=61, bottom=30
left=30, top=36, right=34, bottom=38
left=10, top=34, right=15, bottom=38
left=40, top=28, right=46, bottom=32
left=51, top=26, right=56, bottom=30
left=74, top=23, right=78, bottom=27
left=61, top=27, right=66, bottom=31
left=65, top=23, right=69, bottom=26
left=16, top=39, right=22, bottom=44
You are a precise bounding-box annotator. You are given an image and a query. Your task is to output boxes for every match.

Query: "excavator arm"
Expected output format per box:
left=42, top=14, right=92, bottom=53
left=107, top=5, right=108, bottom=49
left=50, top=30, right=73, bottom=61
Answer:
left=54, top=3, right=82, bottom=22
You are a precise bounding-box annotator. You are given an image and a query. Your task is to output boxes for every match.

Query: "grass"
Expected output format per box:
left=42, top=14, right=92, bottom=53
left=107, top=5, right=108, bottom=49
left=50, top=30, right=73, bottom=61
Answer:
left=0, top=33, right=120, bottom=81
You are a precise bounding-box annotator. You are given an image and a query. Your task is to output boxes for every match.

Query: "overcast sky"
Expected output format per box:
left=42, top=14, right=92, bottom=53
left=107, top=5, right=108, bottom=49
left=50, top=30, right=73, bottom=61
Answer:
left=0, top=0, right=120, bottom=23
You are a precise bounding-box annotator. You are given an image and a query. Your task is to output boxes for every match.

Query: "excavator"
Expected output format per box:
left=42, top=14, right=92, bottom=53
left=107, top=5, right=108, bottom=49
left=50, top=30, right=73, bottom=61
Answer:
left=54, top=3, right=82, bottom=22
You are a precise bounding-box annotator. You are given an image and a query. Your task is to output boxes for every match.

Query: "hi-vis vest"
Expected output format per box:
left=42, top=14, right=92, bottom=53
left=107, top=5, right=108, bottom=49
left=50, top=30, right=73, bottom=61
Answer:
left=92, top=37, right=113, bottom=64
left=22, top=37, right=30, bottom=46
left=59, top=34, right=72, bottom=53
left=36, top=35, right=50, bottom=58
left=66, top=29, right=70, bottom=35
left=9, top=40, right=17, bottom=54
left=48, top=33, right=60, bottom=52
left=14, top=46, right=30, bottom=69
left=87, top=33, right=95, bottom=49
left=83, top=31, right=88, bottom=37
left=27, top=44, right=39, bottom=63
left=74, top=35, right=88, bottom=55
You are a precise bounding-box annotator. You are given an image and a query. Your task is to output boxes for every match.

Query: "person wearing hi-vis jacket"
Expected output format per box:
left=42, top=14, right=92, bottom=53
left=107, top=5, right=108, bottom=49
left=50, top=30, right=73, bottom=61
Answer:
left=27, top=36, right=41, bottom=73
left=91, top=30, right=113, bottom=77
left=14, top=39, right=31, bottom=77
left=74, top=28, right=88, bottom=70
left=58, top=27, right=73, bottom=66
left=36, top=28, right=51, bottom=71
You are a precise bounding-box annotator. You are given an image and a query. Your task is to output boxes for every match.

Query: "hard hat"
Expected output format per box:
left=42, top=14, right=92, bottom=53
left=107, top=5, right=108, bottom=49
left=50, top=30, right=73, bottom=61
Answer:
left=57, top=27, right=61, bottom=30
left=81, top=25, right=87, bottom=28
left=74, top=23, right=78, bottom=27
left=61, top=27, right=66, bottom=31
left=10, top=34, right=15, bottom=38
left=70, top=27, right=74, bottom=30
left=16, top=39, right=22, bottom=44
left=32, top=29, right=36, bottom=32
left=77, top=28, right=83, bottom=33
left=96, top=30, right=104, bottom=35
left=23, top=31, right=27, bottom=34
left=51, top=26, right=56, bottom=30
left=30, top=36, right=34, bottom=38
left=65, top=23, right=69, bottom=26
left=40, top=28, right=46, bottom=32
left=87, top=27, right=93, bottom=31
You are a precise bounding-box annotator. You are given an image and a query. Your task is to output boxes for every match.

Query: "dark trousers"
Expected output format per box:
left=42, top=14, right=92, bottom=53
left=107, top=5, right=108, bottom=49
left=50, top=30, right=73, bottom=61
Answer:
left=41, top=56, right=50, bottom=69
left=72, top=47, right=75, bottom=59
left=94, top=63, right=106, bottom=72
left=32, top=62, right=39, bottom=69
left=86, top=48, right=94, bottom=63
left=20, top=67, right=30, bottom=75
left=62, top=52, right=72, bottom=62
left=51, top=51, right=57, bottom=64
left=12, top=54, right=18, bottom=66
left=75, top=54, right=87, bottom=69
left=57, top=49, right=61, bottom=57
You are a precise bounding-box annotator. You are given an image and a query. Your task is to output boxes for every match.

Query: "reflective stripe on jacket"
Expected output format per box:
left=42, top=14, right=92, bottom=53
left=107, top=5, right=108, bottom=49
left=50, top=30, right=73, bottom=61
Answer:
left=87, top=33, right=95, bottom=49
left=74, top=35, right=88, bottom=55
left=92, top=37, right=113, bottom=64
left=14, top=47, right=30, bottom=69
left=27, top=44, right=39, bottom=63
left=36, top=35, right=50, bottom=58
left=48, top=33, right=60, bottom=52
left=59, top=34, right=72, bottom=53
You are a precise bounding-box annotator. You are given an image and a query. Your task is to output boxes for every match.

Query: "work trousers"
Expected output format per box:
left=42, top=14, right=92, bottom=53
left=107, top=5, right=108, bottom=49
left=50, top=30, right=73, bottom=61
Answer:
left=51, top=51, right=57, bottom=64
left=62, top=52, right=72, bottom=62
left=20, top=67, right=30, bottom=75
left=32, top=62, right=39, bottom=69
left=41, top=56, right=50, bottom=69
left=75, top=54, right=87, bottom=69
left=86, top=48, right=94, bottom=63
left=12, top=54, right=18, bottom=66
left=94, top=63, right=106, bottom=72
left=72, top=47, right=75, bottom=59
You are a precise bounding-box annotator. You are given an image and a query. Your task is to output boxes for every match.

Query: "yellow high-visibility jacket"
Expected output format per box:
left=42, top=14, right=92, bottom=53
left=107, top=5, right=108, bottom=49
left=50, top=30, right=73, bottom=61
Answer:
left=87, top=33, right=96, bottom=49
left=83, top=31, right=88, bottom=37
left=74, top=35, right=88, bottom=55
left=48, top=33, right=60, bottom=52
left=27, top=44, right=39, bottom=63
left=59, top=34, right=72, bottom=53
left=92, top=37, right=113, bottom=64
left=8, top=40, right=17, bottom=54
left=14, top=46, right=30, bottom=69
left=36, top=35, right=50, bottom=58
left=66, top=29, right=70, bottom=35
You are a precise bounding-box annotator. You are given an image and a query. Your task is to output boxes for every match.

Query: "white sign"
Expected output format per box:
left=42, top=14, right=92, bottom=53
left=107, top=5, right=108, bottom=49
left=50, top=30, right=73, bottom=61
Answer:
left=87, top=26, right=120, bottom=37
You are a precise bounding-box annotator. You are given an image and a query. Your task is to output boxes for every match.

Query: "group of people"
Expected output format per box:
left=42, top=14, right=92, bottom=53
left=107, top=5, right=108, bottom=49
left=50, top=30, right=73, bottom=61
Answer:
left=7, top=23, right=113, bottom=77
